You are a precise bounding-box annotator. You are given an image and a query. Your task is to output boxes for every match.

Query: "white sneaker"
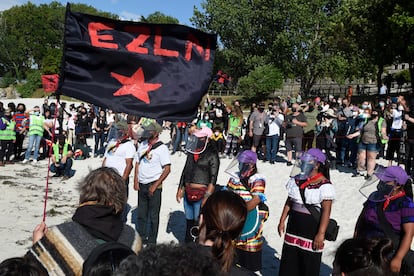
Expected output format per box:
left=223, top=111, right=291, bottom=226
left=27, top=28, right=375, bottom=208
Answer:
left=22, top=159, right=29, bottom=164
left=32, top=160, right=38, bottom=164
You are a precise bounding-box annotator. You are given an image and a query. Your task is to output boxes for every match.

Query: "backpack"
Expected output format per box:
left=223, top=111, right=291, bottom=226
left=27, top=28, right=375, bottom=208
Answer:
left=82, top=241, right=135, bottom=276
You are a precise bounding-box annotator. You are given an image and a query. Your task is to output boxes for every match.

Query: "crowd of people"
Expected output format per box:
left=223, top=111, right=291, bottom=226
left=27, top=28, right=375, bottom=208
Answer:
left=1, top=91, right=414, bottom=275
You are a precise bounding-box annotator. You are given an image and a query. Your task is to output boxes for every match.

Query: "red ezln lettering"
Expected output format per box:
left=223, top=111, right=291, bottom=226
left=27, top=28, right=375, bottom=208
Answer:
left=154, top=28, right=179, bottom=57
left=125, top=26, right=151, bottom=54
left=185, top=34, right=210, bottom=61
left=89, top=22, right=118, bottom=49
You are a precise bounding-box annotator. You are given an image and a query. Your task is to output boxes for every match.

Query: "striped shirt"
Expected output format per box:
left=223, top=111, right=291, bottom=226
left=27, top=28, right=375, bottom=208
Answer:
left=12, top=112, right=28, bottom=132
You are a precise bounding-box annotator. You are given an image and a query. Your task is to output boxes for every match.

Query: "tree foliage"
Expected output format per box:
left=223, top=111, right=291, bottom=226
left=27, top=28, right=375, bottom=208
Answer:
left=237, top=64, right=283, bottom=102
left=140, top=12, right=179, bottom=24
left=193, top=0, right=348, bottom=94
left=0, top=1, right=117, bottom=81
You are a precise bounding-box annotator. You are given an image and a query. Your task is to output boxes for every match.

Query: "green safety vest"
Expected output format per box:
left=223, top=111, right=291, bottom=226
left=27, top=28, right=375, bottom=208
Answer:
left=28, top=114, right=45, bottom=136
left=377, top=117, right=388, bottom=144
left=0, top=118, right=16, bottom=140
left=53, top=142, right=69, bottom=162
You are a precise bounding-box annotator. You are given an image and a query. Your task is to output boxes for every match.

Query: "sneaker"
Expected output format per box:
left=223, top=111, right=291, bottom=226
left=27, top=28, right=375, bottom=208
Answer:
left=287, top=161, right=293, bottom=166
left=32, top=160, right=38, bottom=164
left=270, top=161, right=275, bottom=164
left=52, top=173, right=62, bottom=177
left=61, top=176, right=70, bottom=181
left=365, top=174, right=373, bottom=181
left=352, top=171, right=364, bottom=177
left=22, top=159, right=29, bottom=164
left=0, top=161, right=4, bottom=167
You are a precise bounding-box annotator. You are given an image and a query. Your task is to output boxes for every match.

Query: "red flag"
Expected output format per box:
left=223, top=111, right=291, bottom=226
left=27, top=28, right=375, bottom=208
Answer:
left=42, top=74, right=59, bottom=93
left=58, top=5, right=217, bottom=121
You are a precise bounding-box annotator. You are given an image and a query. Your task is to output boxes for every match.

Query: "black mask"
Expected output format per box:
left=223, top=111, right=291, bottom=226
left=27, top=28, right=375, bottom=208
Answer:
left=377, top=181, right=394, bottom=196
left=258, top=107, right=264, bottom=112
left=371, top=114, right=378, bottom=119
left=292, top=108, right=297, bottom=112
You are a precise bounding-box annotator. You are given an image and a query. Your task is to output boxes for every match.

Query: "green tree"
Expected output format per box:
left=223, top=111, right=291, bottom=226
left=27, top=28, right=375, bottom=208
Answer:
left=0, top=2, right=118, bottom=80
left=193, top=0, right=346, bottom=95
left=389, top=2, right=414, bottom=88
left=237, top=64, right=283, bottom=102
left=334, top=0, right=399, bottom=92
left=141, top=11, right=179, bottom=24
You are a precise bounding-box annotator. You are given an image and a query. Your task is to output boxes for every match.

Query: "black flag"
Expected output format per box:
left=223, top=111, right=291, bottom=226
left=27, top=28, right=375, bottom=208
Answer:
left=58, top=5, right=217, bottom=121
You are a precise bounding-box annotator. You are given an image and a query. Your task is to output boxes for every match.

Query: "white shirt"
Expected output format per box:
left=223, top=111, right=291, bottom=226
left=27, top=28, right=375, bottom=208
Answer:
left=267, top=113, right=284, bottom=136
left=136, top=140, right=171, bottom=184
left=391, top=109, right=403, bottom=130
left=104, top=139, right=136, bottom=176
left=380, top=85, right=387, bottom=95
left=286, top=177, right=335, bottom=208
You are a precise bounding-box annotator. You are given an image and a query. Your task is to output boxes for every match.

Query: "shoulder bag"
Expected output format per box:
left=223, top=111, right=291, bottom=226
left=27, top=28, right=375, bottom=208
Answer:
left=299, top=188, right=339, bottom=241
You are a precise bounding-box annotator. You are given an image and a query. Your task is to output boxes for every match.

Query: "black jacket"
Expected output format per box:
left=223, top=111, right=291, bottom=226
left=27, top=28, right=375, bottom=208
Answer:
left=179, top=143, right=220, bottom=187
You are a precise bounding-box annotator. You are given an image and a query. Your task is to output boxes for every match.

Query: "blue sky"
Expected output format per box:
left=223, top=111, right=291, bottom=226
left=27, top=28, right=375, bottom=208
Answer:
left=0, top=0, right=203, bottom=26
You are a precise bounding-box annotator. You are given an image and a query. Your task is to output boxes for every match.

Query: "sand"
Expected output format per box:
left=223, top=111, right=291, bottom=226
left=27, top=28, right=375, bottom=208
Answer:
left=0, top=97, right=407, bottom=275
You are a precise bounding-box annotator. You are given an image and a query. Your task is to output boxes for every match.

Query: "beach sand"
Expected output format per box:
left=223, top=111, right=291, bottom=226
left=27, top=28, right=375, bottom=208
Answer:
left=0, top=98, right=407, bottom=275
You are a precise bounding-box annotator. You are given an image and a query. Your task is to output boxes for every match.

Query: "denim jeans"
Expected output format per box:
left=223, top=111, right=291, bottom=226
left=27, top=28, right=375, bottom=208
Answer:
left=183, top=194, right=203, bottom=220
left=25, top=134, right=42, bottom=160
left=94, top=132, right=106, bottom=155
left=266, top=134, right=279, bottom=162
left=137, top=182, right=162, bottom=244
left=173, top=126, right=188, bottom=153
left=50, top=158, right=73, bottom=176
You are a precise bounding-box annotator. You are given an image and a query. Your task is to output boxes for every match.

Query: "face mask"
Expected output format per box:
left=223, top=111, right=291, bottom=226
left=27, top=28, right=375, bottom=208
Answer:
left=398, top=105, right=404, bottom=111
left=34, top=111, right=40, bottom=116
left=258, top=108, right=264, bottom=112
left=291, top=108, right=297, bottom=112
left=377, top=181, right=394, bottom=196
left=214, top=131, right=219, bottom=136
left=352, top=111, right=358, bottom=117
left=371, top=113, right=378, bottom=119
left=204, top=116, right=209, bottom=120
left=379, top=102, right=385, bottom=107
left=362, top=104, right=368, bottom=109
left=239, top=163, right=254, bottom=179
left=18, top=109, right=24, bottom=112
left=361, top=113, right=369, bottom=119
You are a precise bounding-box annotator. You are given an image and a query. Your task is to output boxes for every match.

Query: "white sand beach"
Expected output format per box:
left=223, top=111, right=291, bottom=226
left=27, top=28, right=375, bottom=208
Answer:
left=0, top=98, right=405, bottom=275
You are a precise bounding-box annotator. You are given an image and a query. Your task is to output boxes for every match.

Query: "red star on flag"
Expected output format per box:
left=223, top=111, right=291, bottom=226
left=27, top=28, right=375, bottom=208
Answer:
left=111, top=67, right=162, bottom=104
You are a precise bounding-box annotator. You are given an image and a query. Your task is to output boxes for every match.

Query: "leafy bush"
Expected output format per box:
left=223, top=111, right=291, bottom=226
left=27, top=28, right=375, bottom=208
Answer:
left=394, top=69, right=410, bottom=86
left=237, top=64, right=283, bottom=102
left=0, top=72, right=16, bottom=88
left=16, top=70, right=42, bottom=98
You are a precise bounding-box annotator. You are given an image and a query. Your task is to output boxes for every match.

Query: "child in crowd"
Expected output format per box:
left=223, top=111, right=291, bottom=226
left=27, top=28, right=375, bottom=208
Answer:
left=210, top=127, right=225, bottom=157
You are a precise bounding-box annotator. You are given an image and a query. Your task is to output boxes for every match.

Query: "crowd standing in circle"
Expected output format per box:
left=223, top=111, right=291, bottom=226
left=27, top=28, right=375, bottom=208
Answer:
left=1, top=90, right=414, bottom=275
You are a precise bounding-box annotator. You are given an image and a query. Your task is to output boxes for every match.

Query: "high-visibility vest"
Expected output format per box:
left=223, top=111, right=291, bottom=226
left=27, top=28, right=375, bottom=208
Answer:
left=0, top=118, right=16, bottom=140
left=28, top=114, right=45, bottom=136
left=377, top=117, right=388, bottom=144
left=53, top=142, right=69, bottom=162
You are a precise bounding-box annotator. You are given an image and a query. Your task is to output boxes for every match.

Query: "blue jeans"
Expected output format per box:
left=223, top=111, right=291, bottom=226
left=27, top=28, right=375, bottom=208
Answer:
left=25, top=134, right=42, bottom=160
left=339, top=138, right=358, bottom=164
left=183, top=195, right=203, bottom=220
left=173, top=126, right=188, bottom=153
left=94, top=132, right=106, bottom=155
left=50, top=158, right=73, bottom=176
left=266, top=134, right=279, bottom=162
